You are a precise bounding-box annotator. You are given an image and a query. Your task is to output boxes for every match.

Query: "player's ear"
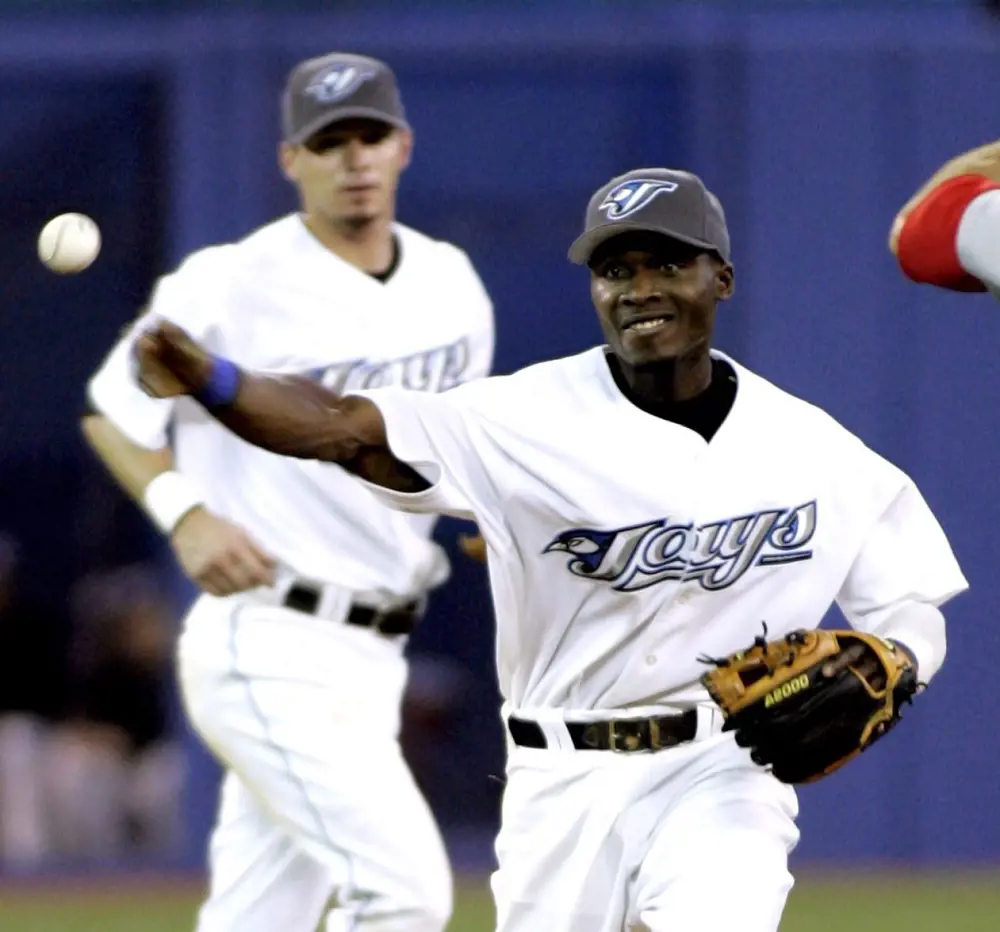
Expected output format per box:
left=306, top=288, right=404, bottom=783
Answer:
left=396, top=129, right=414, bottom=172
left=715, top=261, right=735, bottom=301
left=278, top=142, right=299, bottom=183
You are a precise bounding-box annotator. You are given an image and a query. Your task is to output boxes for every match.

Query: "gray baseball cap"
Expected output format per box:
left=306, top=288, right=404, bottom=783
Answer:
left=281, top=52, right=410, bottom=144
left=568, top=168, right=731, bottom=265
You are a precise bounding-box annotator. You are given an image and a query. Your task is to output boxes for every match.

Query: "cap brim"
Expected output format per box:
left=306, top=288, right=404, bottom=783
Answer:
left=287, top=108, right=411, bottom=144
left=567, top=222, right=719, bottom=265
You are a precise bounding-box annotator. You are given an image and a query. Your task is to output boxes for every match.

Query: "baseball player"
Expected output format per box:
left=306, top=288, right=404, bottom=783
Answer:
left=890, top=138, right=1000, bottom=294
left=131, top=168, right=964, bottom=932
left=81, top=53, right=494, bottom=932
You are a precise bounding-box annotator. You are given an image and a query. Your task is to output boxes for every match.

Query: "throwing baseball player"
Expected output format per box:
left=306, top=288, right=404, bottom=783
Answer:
left=131, top=167, right=964, bottom=932
left=890, top=138, right=1000, bottom=294
left=82, top=53, right=494, bottom=932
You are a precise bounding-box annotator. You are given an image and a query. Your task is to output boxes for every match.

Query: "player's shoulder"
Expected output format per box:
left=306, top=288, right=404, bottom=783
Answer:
left=395, top=223, right=484, bottom=279
left=163, top=241, right=238, bottom=284
left=226, top=214, right=309, bottom=268
left=393, top=222, right=461, bottom=261
left=510, top=346, right=606, bottom=387
left=732, top=356, right=858, bottom=435
left=730, top=354, right=904, bottom=471
left=445, top=347, right=600, bottom=410
left=159, top=216, right=301, bottom=282
left=145, top=243, right=240, bottom=323
left=183, top=215, right=302, bottom=268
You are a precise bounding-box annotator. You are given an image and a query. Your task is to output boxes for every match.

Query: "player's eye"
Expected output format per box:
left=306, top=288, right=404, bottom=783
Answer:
left=359, top=126, right=393, bottom=146
left=603, top=264, right=631, bottom=281
left=305, top=136, right=344, bottom=154
left=307, top=125, right=392, bottom=153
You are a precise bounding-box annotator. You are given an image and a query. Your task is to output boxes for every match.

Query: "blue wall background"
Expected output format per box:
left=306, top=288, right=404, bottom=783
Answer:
left=3, top=2, right=1000, bottom=869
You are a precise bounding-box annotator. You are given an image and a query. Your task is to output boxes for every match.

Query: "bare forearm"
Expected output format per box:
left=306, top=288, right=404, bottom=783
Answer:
left=135, top=321, right=429, bottom=492
left=207, top=373, right=429, bottom=491
left=81, top=414, right=173, bottom=503
left=81, top=413, right=209, bottom=533
left=209, top=373, right=367, bottom=461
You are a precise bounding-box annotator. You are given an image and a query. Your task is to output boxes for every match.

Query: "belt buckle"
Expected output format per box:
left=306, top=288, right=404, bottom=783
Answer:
left=608, top=718, right=645, bottom=753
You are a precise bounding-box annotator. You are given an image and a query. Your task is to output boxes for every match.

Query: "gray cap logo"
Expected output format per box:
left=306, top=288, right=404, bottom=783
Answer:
left=305, top=65, right=377, bottom=105
left=599, top=179, right=679, bottom=221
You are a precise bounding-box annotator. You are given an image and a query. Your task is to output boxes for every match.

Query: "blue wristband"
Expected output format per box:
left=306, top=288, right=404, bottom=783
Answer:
left=193, top=356, right=241, bottom=408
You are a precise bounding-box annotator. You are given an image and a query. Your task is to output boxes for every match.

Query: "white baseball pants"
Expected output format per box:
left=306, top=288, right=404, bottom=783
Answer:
left=177, top=593, right=452, bottom=932
left=491, top=725, right=799, bottom=932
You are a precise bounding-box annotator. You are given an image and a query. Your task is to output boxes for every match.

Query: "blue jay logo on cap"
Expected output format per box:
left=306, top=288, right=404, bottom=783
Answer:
left=305, top=65, right=377, bottom=104
left=598, top=179, right=679, bottom=221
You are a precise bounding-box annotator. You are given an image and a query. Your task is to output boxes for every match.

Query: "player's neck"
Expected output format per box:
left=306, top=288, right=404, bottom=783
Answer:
left=302, top=212, right=397, bottom=276
left=614, top=351, right=713, bottom=409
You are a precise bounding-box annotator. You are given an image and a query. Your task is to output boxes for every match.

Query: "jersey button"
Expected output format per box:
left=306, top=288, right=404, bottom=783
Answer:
left=645, top=655, right=657, bottom=666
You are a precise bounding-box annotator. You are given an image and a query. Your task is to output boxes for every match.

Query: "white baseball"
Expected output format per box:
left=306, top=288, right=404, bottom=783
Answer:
left=37, top=213, right=102, bottom=274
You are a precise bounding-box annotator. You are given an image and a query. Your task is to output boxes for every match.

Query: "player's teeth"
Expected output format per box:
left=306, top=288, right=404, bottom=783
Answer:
left=630, top=318, right=665, bottom=331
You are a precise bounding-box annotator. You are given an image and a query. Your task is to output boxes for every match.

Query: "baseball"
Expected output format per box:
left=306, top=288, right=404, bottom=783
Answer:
left=37, top=212, right=101, bottom=274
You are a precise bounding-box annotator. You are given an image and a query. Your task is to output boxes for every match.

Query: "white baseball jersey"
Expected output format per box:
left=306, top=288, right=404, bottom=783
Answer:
left=89, top=214, right=494, bottom=600
left=355, top=346, right=967, bottom=711
left=958, top=188, right=1000, bottom=299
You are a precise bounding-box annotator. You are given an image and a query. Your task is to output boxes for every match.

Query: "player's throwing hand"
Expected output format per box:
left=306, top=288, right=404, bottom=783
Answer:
left=134, top=320, right=214, bottom=398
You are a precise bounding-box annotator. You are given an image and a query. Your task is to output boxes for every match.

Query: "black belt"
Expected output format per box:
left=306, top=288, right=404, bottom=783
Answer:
left=508, top=710, right=697, bottom=753
left=282, top=583, right=418, bottom=636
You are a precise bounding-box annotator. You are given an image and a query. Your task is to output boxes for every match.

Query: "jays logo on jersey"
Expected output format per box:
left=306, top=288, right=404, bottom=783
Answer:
left=305, top=65, right=376, bottom=104
left=544, top=502, right=817, bottom=592
left=305, top=337, right=471, bottom=394
left=599, top=179, right=679, bottom=221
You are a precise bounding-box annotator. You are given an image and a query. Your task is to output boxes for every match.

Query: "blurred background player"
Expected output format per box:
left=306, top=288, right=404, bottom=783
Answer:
left=81, top=52, right=494, bottom=932
left=890, top=138, right=1000, bottom=294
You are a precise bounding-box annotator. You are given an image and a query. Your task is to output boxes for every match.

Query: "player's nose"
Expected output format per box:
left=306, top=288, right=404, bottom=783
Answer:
left=620, top=271, right=664, bottom=309
left=342, top=137, right=373, bottom=169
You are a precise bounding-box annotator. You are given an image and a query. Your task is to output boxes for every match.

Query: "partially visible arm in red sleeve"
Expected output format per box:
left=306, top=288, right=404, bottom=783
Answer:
left=896, top=174, right=1000, bottom=292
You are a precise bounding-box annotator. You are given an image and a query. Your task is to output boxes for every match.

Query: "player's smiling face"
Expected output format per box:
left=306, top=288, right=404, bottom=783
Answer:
left=280, top=117, right=412, bottom=229
left=589, top=232, right=734, bottom=366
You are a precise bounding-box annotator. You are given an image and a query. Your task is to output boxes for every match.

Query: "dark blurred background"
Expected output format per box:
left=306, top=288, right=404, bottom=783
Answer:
left=2, top=0, right=1000, bottom=914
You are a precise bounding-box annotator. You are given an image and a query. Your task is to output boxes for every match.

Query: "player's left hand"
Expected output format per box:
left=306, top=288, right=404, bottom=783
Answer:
left=701, top=628, right=919, bottom=784
left=133, top=320, right=213, bottom=398
left=458, top=532, right=487, bottom=563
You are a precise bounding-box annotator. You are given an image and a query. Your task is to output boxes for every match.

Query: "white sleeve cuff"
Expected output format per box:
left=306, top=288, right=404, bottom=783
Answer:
left=956, top=189, right=1000, bottom=291
left=867, top=601, right=947, bottom=685
left=348, top=388, right=474, bottom=519
left=87, top=343, right=175, bottom=450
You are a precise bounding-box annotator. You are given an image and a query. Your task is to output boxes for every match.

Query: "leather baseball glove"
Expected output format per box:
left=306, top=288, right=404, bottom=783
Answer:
left=701, top=627, right=919, bottom=784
